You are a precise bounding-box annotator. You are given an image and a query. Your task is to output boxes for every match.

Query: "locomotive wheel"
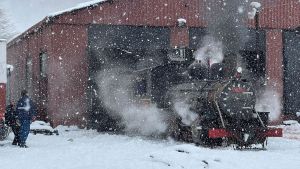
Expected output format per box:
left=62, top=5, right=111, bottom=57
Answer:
left=169, top=118, right=193, bottom=142
left=191, top=117, right=223, bottom=147
left=262, top=138, right=268, bottom=149
left=194, top=129, right=223, bottom=147
left=230, top=128, right=267, bottom=148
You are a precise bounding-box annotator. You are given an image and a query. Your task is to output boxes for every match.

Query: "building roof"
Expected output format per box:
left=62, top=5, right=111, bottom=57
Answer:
left=8, top=0, right=108, bottom=46
left=48, top=0, right=107, bottom=17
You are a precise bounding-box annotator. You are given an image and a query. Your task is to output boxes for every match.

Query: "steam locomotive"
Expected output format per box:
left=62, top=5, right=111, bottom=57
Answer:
left=86, top=42, right=284, bottom=149
left=164, top=52, right=283, bottom=148
left=89, top=47, right=283, bottom=149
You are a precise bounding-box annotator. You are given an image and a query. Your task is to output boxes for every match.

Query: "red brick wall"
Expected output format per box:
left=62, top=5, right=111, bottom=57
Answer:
left=52, top=0, right=300, bottom=47
left=54, top=0, right=206, bottom=27
left=7, top=24, right=89, bottom=127
left=266, top=29, right=284, bottom=122
left=266, top=30, right=284, bottom=96
left=260, top=0, right=300, bottom=29
left=7, top=0, right=300, bottom=126
left=170, top=27, right=189, bottom=47
left=6, top=26, right=53, bottom=121
left=7, top=40, right=27, bottom=102
left=48, top=24, right=88, bottom=127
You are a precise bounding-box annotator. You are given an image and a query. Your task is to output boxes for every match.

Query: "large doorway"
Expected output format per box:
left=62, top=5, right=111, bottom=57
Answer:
left=87, top=25, right=171, bottom=131
left=283, top=30, right=300, bottom=115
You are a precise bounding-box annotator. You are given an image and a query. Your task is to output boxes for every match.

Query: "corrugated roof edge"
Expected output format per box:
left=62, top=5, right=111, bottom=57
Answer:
left=7, top=0, right=108, bottom=47
left=49, top=0, right=107, bottom=17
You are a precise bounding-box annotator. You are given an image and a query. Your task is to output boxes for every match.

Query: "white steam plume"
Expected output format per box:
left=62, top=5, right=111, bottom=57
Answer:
left=96, top=68, right=167, bottom=136
left=194, top=36, right=224, bottom=67
left=255, top=88, right=281, bottom=121
left=174, top=102, right=198, bottom=125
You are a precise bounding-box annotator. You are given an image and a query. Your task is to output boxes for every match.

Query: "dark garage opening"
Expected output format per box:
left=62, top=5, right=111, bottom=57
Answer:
left=283, top=30, right=300, bottom=115
left=87, top=25, right=171, bottom=131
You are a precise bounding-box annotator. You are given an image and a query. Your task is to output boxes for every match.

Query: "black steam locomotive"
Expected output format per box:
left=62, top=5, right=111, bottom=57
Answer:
left=163, top=52, right=282, bottom=148
left=89, top=47, right=282, bottom=148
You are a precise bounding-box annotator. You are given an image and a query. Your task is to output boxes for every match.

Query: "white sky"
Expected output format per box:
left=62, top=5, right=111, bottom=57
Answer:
left=0, top=0, right=91, bottom=33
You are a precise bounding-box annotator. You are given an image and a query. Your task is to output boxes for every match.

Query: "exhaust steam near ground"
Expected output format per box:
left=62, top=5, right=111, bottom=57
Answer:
left=96, top=68, right=167, bottom=136
left=255, top=88, right=281, bottom=121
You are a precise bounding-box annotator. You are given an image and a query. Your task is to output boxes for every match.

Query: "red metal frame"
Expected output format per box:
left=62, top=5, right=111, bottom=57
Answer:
left=232, top=87, right=247, bottom=93
left=261, top=128, right=283, bottom=137
left=209, top=128, right=232, bottom=138
left=208, top=127, right=283, bottom=139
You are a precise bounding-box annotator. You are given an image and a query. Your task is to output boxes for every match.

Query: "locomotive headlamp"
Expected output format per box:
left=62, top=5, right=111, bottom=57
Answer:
left=237, top=67, right=243, bottom=73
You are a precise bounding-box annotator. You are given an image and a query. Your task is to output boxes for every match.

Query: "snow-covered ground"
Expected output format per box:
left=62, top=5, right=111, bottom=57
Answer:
left=0, top=125, right=300, bottom=169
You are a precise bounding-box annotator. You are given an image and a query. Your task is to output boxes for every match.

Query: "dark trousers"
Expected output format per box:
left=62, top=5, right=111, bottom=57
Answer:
left=12, top=125, right=20, bottom=144
left=19, top=120, right=30, bottom=145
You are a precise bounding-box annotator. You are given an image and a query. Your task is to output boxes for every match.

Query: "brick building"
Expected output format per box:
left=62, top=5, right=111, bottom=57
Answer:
left=6, top=0, right=300, bottom=127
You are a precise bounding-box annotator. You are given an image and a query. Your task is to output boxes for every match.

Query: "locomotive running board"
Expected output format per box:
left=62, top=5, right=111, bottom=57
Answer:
left=208, top=128, right=283, bottom=139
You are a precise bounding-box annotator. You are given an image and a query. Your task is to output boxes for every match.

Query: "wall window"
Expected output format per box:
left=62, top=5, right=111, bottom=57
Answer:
left=40, top=53, right=47, bottom=77
left=6, top=66, right=13, bottom=103
left=168, top=48, right=186, bottom=62
left=25, top=57, right=33, bottom=93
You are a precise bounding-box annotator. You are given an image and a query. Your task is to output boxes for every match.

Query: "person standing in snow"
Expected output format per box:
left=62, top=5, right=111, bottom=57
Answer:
left=5, top=101, right=20, bottom=145
left=16, top=90, right=37, bottom=148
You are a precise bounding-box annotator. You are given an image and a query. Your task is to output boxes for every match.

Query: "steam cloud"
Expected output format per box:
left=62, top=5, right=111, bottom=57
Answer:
left=194, top=35, right=224, bottom=66
left=204, top=0, right=259, bottom=54
left=255, top=88, right=281, bottom=121
left=174, top=102, right=198, bottom=126
left=96, top=68, right=167, bottom=136
left=194, top=1, right=262, bottom=66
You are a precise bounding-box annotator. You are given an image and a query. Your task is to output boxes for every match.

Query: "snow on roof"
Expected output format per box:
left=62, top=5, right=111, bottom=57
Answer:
left=248, top=2, right=262, bottom=19
left=8, top=0, right=108, bottom=45
left=48, top=0, right=107, bottom=17
left=7, top=64, right=14, bottom=72
left=177, top=18, right=187, bottom=23
left=250, top=2, right=262, bottom=9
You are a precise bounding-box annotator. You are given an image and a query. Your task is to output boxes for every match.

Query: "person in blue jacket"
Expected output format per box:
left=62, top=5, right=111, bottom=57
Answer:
left=16, top=90, right=37, bottom=148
